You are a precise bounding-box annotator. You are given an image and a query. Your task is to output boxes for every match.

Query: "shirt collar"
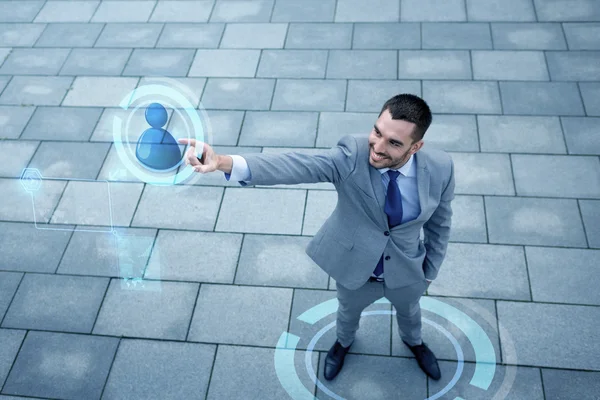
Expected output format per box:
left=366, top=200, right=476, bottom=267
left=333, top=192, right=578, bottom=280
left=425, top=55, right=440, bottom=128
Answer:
left=377, top=153, right=415, bottom=177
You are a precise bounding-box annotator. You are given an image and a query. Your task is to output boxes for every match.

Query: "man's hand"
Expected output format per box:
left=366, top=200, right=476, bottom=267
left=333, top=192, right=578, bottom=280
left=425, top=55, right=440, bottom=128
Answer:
left=178, top=138, right=219, bottom=174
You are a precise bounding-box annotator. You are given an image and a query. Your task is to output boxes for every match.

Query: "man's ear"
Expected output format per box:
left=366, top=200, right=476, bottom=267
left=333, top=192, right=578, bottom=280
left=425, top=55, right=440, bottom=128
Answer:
left=411, top=140, right=424, bottom=154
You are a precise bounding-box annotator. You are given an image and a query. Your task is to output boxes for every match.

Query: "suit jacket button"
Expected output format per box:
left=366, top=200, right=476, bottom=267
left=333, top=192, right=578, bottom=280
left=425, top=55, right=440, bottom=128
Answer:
left=384, top=231, right=390, bottom=236
left=385, top=256, right=391, bottom=260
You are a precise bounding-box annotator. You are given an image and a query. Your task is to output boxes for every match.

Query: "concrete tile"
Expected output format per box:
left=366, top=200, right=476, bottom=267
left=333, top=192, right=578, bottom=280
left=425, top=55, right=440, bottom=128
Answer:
left=285, top=23, right=352, bottom=49
left=0, top=140, right=39, bottom=177
left=402, top=0, right=466, bottom=22
left=91, top=107, right=154, bottom=142
left=485, top=196, right=587, bottom=247
left=0, top=106, right=35, bottom=138
left=188, top=284, right=292, bottom=346
left=257, top=49, right=328, bottom=78
left=181, top=109, right=244, bottom=146
left=491, top=22, right=567, bottom=50
left=96, top=146, right=146, bottom=183
left=103, top=340, right=215, bottom=400
left=579, top=83, right=600, bottom=116
left=473, top=50, right=549, bottom=80
left=62, top=77, right=139, bottom=107
left=546, top=51, right=600, bottom=81
left=0, top=222, right=73, bottom=273
left=157, top=23, right=224, bottom=48
left=144, top=230, right=241, bottom=283
left=220, top=23, right=287, bottom=49
left=0, top=23, right=45, bottom=46
left=478, top=116, right=566, bottom=153
left=123, top=49, right=195, bottom=77
left=132, top=184, right=223, bottom=230
left=498, top=301, right=600, bottom=370
left=2, top=331, right=118, bottom=399
left=150, top=0, right=214, bottom=22
left=0, top=76, right=72, bottom=106
left=52, top=181, right=144, bottom=227
left=346, top=80, right=421, bottom=112
left=94, top=279, right=198, bottom=340
left=91, top=0, right=155, bottom=22
left=0, top=272, right=22, bottom=321
left=210, top=0, right=273, bottom=22
left=240, top=111, right=317, bottom=147
left=34, top=0, right=99, bottom=22
left=189, top=49, right=260, bottom=77
left=353, top=22, right=420, bottom=49
left=467, top=0, right=536, bottom=21
left=95, top=23, right=163, bottom=47
left=335, top=0, right=400, bottom=22
left=449, top=195, right=488, bottom=242
left=303, top=189, right=337, bottom=235
left=534, top=0, right=600, bottom=21
left=317, top=112, right=377, bottom=147
left=563, top=23, right=600, bottom=51
left=423, top=81, right=501, bottom=114
left=327, top=50, right=397, bottom=79
left=513, top=154, right=600, bottom=198
left=216, top=188, right=305, bottom=234
left=2, top=274, right=108, bottom=332
left=500, top=82, right=585, bottom=116
left=0, top=75, right=8, bottom=91
left=0, top=178, right=66, bottom=224
left=272, top=79, right=346, bottom=111
left=201, top=78, right=274, bottom=110
left=543, top=369, right=600, bottom=400
left=0, top=48, right=70, bottom=75
left=139, top=76, right=206, bottom=108
left=398, top=50, right=471, bottom=79
left=422, top=22, right=492, bottom=49
left=21, top=106, right=102, bottom=140
left=0, top=1, right=44, bottom=23
left=272, top=0, right=336, bottom=22
left=580, top=200, right=600, bottom=248
left=423, top=115, right=479, bottom=152
left=0, top=329, right=26, bottom=390
left=35, top=23, right=103, bottom=47
left=59, top=48, right=131, bottom=76
left=235, top=234, right=329, bottom=289
left=28, top=141, right=109, bottom=179
left=527, top=247, right=600, bottom=305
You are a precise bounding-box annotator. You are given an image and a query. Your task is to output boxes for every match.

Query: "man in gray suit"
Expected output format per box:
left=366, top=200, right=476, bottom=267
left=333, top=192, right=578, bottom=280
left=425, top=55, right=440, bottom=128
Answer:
left=180, top=94, right=455, bottom=382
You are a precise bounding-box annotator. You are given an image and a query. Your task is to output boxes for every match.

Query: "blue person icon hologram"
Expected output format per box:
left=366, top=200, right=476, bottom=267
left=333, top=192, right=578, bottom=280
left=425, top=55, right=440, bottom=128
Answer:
left=135, top=102, right=182, bottom=172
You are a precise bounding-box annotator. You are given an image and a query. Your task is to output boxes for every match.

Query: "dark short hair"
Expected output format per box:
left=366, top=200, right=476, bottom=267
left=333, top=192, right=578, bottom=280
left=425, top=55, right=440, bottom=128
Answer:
left=379, top=94, right=432, bottom=142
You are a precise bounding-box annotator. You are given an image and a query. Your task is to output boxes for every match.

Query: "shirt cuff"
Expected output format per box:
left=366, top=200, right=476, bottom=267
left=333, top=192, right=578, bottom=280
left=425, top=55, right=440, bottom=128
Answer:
left=224, top=154, right=251, bottom=185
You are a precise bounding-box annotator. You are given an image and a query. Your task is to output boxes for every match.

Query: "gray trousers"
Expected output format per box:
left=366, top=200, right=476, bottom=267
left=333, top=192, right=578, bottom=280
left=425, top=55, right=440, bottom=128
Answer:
left=336, top=279, right=429, bottom=348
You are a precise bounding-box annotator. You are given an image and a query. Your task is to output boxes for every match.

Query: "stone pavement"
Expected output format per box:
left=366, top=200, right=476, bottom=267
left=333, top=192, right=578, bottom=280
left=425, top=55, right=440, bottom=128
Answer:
left=0, top=0, right=599, bottom=399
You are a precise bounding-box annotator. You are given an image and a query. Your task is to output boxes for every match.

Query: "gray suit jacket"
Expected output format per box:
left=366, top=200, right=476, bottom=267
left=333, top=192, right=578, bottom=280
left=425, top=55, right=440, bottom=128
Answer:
left=241, top=134, right=455, bottom=290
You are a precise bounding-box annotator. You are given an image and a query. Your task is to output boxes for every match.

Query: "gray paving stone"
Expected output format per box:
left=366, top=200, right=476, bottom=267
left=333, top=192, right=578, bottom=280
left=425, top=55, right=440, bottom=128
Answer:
left=207, top=345, right=317, bottom=400
left=423, top=81, right=502, bottom=114
left=0, top=75, right=8, bottom=92
left=500, top=82, right=585, bottom=116
left=285, top=22, right=352, bottom=49
left=62, top=77, right=139, bottom=107
left=201, top=78, right=274, bottom=110
left=534, top=0, right=600, bottom=21
left=423, top=115, right=479, bottom=152
left=144, top=230, right=241, bottom=283
left=52, top=181, right=144, bottom=227
left=257, top=49, right=327, bottom=79
left=497, top=301, right=600, bottom=370
left=0, top=23, right=45, bottom=47
left=430, top=243, right=530, bottom=300
left=91, top=0, right=154, bottom=23
left=353, top=22, right=420, bottom=49
left=335, top=0, right=400, bottom=22
left=0, top=76, right=72, bottom=106
left=513, top=154, right=600, bottom=198
left=422, top=22, right=492, bottom=49
left=473, top=50, right=549, bottom=80
left=491, top=22, right=567, bottom=50
left=189, top=49, right=260, bottom=78
left=0, top=48, right=10, bottom=65
left=2, top=274, right=108, bottom=332
left=123, top=49, right=195, bottom=76
left=467, top=0, right=536, bottom=21
left=59, top=48, right=131, bottom=76
left=579, top=83, right=600, bottom=116
left=542, top=369, right=600, bottom=400
left=449, top=195, right=488, bottom=242
left=327, top=50, right=397, bottom=79
left=0, top=329, right=25, bottom=390
left=103, top=339, right=216, bottom=400
left=402, top=0, right=466, bottom=21
left=546, top=51, right=600, bottom=81
left=220, top=23, right=287, bottom=49
left=188, top=284, right=292, bottom=346
left=2, top=331, right=118, bottom=399
left=157, top=23, right=224, bottom=48
left=272, top=79, right=346, bottom=111
left=235, top=234, right=329, bottom=289
left=0, top=1, right=43, bottom=23
left=0, top=178, right=66, bottom=224
left=216, top=188, right=305, bottom=234
left=0, top=272, right=21, bottom=321
left=398, top=50, right=471, bottom=79
left=140, top=75, right=207, bottom=108
left=0, top=222, right=73, bottom=273
left=580, top=200, right=600, bottom=248
left=94, top=279, right=198, bottom=340
left=21, top=106, right=102, bottom=141
left=563, top=23, right=600, bottom=50
left=346, top=80, right=421, bottom=112
left=272, top=0, right=335, bottom=22
left=478, top=115, right=566, bottom=153
left=91, top=107, right=155, bottom=142
left=35, top=23, right=103, bottom=47
left=240, top=111, right=317, bottom=147
left=317, top=112, right=377, bottom=147
left=302, top=189, right=337, bottom=234
left=485, top=196, right=587, bottom=247
left=0, top=140, right=38, bottom=177
left=34, top=0, right=99, bottom=23
left=210, top=0, right=273, bottom=22
left=95, top=23, right=163, bottom=48
left=28, top=141, right=109, bottom=179
left=0, top=106, right=34, bottom=138
left=96, top=146, right=147, bottom=183
left=132, top=185, right=222, bottom=230
left=0, top=48, right=70, bottom=75
left=150, top=0, right=214, bottom=22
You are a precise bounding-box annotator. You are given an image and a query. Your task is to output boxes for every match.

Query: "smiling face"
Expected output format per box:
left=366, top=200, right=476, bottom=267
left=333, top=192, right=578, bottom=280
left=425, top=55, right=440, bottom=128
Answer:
left=368, top=108, right=424, bottom=170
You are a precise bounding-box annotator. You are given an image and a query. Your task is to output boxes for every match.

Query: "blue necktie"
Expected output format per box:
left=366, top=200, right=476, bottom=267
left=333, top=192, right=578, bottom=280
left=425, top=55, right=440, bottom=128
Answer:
left=373, top=170, right=403, bottom=277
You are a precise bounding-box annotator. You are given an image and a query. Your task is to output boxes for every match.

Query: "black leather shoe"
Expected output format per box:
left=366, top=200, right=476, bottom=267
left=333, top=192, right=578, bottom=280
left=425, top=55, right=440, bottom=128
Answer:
left=324, top=341, right=351, bottom=380
left=403, top=340, right=441, bottom=380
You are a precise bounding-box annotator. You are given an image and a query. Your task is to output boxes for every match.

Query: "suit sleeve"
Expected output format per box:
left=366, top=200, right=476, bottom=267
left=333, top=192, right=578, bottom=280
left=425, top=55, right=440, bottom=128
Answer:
left=422, top=157, right=455, bottom=281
